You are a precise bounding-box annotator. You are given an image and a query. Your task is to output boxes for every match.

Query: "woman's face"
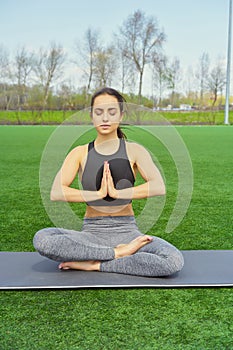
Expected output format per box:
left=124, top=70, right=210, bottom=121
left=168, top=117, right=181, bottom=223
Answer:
left=92, top=94, right=122, bottom=135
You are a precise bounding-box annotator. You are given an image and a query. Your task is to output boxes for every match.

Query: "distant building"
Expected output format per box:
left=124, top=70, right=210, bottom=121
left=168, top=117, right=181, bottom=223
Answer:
left=179, top=104, right=192, bottom=111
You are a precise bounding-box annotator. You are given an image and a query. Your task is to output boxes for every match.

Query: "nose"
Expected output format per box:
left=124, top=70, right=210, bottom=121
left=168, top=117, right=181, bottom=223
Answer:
left=102, top=111, right=109, bottom=122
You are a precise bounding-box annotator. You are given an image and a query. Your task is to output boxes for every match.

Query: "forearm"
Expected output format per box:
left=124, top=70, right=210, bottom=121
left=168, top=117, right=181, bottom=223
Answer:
left=50, top=185, right=102, bottom=203
left=117, top=180, right=166, bottom=200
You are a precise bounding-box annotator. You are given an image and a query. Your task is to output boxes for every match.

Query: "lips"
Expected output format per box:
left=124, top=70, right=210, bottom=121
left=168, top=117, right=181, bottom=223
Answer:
left=100, top=124, right=111, bottom=128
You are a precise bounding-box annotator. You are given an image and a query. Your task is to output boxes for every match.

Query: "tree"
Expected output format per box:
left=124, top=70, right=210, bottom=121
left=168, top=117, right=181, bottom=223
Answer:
left=56, top=82, right=77, bottom=110
left=117, top=9, right=165, bottom=101
left=113, top=36, right=136, bottom=94
left=14, top=46, right=34, bottom=106
left=152, top=54, right=168, bottom=108
left=92, top=46, right=116, bottom=88
left=33, top=42, right=65, bottom=107
left=0, top=46, right=11, bottom=109
left=75, top=27, right=101, bottom=93
left=196, top=52, right=210, bottom=104
left=166, top=57, right=181, bottom=106
left=206, top=59, right=226, bottom=107
left=0, top=45, right=10, bottom=82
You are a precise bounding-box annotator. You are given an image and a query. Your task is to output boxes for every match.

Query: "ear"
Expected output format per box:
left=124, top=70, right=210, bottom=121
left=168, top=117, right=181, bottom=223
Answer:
left=119, top=112, right=124, bottom=123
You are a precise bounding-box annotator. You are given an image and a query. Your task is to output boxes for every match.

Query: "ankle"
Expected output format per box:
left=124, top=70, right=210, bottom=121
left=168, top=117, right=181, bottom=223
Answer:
left=114, top=248, right=120, bottom=259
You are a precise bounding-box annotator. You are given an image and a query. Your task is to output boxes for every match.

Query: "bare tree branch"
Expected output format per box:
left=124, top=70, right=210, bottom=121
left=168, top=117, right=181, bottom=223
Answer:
left=74, top=27, right=101, bottom=93
left=196, top=52, right=210, bottom=104
left=93, top=46, right=117, bottom=88
left=206, top=59, right=226, bottom=106
left=166, top=57, right=182, bottom=106
left=152, top=54, right=168, bottom=108
left=33, top=42, right=65, bottom=107
left=0, top=45, right=11, bottom=83
left=116, top=9, right=165, bottom=101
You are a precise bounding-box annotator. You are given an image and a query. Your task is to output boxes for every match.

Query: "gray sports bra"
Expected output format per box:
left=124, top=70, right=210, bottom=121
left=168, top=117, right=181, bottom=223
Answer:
left=81, top=139, right=135, bottom=206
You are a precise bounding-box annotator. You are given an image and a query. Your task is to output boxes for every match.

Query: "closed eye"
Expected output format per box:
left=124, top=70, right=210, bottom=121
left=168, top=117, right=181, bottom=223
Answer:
left=94, top=108, right=103, bottom=116
left=108, top=108, right=117, bottom=116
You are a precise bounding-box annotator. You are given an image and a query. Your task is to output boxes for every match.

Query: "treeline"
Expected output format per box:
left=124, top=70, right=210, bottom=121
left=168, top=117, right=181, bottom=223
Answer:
left=0, top=10, right=228, bottom=111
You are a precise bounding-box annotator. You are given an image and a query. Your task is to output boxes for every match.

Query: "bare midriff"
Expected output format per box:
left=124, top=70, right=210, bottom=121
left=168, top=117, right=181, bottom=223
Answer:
left=84, top=203, right=134, bottom=217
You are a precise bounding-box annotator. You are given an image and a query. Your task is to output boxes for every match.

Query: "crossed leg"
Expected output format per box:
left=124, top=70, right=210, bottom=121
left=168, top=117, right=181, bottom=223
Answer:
left=34, top=228, right=184, bottom=277
left=59, top=235, right=153, bottom=270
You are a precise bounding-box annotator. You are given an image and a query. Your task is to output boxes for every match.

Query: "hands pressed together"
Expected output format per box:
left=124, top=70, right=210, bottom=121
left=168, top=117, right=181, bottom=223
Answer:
left=98, top=161, right=119, bottom=199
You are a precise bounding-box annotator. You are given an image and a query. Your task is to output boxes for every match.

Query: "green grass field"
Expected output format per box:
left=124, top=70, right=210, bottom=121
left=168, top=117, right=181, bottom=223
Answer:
left=0, top=125, right=233, bottom=350
left=0, top=109, right=232, bottom=125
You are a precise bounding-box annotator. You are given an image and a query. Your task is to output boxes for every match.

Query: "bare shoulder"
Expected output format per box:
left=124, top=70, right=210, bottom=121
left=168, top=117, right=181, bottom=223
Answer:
left=125, top=140, right=148, bottom=159
left=64, top=144, right=88, bottom=163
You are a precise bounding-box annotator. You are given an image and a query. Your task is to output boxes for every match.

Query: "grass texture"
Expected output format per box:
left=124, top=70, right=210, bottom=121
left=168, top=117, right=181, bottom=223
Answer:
left=0, top=125, right=233, bottom=350
left=0, top=109, right=232, bottom=125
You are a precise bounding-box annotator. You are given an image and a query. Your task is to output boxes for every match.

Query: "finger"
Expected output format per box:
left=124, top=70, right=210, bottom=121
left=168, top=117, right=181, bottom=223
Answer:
left=133, top=236, right=153, bottom=243
left=104, top=162, right=109, bottom=177
left=107, top=172, right=114, bottom=185
left=102, top=162, right=107, bottom=177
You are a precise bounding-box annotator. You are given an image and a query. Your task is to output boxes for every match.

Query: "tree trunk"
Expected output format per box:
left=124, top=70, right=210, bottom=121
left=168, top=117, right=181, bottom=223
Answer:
left=138, top=70, right=143, bottom=104
left=212, top=88, right=217, bottom=107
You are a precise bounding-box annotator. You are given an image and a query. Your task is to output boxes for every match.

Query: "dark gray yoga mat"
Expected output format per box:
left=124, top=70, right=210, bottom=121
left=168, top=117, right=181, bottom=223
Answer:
left=0, top=250, right=232, bottom=289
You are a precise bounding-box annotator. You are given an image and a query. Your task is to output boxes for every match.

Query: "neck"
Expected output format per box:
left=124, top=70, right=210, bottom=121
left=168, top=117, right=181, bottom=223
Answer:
left=95, top=132, right=119, bottom=145
left=94, top=133, right=120, bottom=155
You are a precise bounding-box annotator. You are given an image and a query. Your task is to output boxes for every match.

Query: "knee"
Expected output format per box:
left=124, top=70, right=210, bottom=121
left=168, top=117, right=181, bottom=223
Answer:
left=33, top=229, right=44, bottom=251
left=167, top=250, right=184, bottom=275
left=33, top=228, right=51, bottom=252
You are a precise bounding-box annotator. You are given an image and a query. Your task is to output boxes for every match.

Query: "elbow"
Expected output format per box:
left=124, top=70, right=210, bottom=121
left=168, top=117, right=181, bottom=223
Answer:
left=50, top=171, right=67, bottom=201
left=150, top=181, right=166, bottom=197
left=154, top=185, right=166, bottom=196
left=50, top=187, right=64, bottom=201
left=50, top=194, right=56, bottom=201
left=159, top=182, right=166, bottom=196
left=50, top=189, right=58, bottom=201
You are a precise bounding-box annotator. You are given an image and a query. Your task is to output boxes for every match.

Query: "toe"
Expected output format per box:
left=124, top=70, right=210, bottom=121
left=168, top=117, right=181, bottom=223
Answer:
left=59, top=262, right=70, bottom=270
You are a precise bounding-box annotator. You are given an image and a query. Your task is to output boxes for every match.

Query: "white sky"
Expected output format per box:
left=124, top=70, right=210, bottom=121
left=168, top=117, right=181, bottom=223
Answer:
left=0, top=0, right=230, bottom=95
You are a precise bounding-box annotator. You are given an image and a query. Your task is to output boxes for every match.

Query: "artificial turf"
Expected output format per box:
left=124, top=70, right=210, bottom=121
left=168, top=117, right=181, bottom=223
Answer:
left=0, top=125, right=233, bottom=350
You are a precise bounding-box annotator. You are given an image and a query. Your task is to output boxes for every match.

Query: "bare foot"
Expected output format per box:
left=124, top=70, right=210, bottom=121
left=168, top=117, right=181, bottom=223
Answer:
left=114, top=235, right=153, bottom=259
left=59, top=260, right=100, bottom=271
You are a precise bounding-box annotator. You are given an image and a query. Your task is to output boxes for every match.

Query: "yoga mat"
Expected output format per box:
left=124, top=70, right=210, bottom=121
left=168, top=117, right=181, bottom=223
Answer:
left=0, top=250, right=232, bottom=289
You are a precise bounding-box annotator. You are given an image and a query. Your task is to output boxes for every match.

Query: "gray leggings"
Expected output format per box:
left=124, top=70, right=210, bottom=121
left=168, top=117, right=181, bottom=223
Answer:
left=33, top=216, right=184, bottom=277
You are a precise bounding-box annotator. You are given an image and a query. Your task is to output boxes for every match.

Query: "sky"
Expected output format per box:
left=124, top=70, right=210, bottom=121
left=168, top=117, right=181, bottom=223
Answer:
left=0, top=0, right=230, bottom=94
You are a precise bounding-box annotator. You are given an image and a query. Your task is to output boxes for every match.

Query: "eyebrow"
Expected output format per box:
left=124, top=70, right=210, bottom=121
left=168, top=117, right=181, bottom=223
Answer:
left=94, top=107, right=117, bottom=112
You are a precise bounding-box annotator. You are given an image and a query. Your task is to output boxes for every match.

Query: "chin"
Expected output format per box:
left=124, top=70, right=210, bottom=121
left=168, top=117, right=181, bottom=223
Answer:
left=97, top=126, right=116, bottom=134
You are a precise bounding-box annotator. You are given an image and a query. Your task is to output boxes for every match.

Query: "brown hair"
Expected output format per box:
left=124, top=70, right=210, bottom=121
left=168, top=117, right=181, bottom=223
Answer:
left=91, top=87, right=126, bottom=139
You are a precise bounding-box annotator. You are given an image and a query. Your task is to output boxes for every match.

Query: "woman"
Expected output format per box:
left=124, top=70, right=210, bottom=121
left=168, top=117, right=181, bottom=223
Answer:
left=33, top=87, right=184, bottom=277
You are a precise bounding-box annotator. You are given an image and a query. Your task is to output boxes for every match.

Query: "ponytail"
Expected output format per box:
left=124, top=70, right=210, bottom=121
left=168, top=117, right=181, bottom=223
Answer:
left=117, top=126, right=126, bottom=139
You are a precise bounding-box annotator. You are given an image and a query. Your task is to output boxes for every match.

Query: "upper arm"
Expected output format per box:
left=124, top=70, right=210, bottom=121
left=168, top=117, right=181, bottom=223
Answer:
left=57, top=146, right=84, bottom=187
left=128, top=142, right=164, bottom=183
